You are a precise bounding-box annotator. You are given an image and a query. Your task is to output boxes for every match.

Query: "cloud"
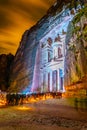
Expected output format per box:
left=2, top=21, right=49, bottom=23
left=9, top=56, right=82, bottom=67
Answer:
left=0, top=10, right=15, bottom=29
left=0, top=0, right=55, bottom=55
left=0, top=47, right=9, bottom=54
left=0, top=41, right=16, bottom=46
left=0, top=40, right=17, bottom=54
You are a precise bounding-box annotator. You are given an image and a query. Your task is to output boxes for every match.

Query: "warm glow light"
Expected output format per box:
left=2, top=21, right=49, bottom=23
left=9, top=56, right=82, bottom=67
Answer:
left=0, top=99, right=6, bottom=106
left=0, top=0, right=55, bottom=55
left=16, top=106, right=34, bottom=111
left=24, top=94, right=56, bottom=104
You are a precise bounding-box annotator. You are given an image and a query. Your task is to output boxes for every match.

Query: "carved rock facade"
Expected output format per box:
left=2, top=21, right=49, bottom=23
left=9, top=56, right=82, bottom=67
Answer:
left=9, top=2, right=85, bottom=93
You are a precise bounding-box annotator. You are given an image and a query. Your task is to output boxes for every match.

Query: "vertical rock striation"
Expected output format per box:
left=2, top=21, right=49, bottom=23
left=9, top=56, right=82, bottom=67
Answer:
left=65, top=6, right=87, bottom=92
left=9, top=1, right=87, bottom=93
left=0, top=54, right=14, bottom=91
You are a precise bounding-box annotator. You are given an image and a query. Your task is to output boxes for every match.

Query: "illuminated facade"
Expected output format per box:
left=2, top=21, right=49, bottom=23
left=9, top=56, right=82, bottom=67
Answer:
left=10, top=4, right=80, bottom=94
left=31, top=7, right=74, bottom=93
left=39, top=34, right=65, bottom=93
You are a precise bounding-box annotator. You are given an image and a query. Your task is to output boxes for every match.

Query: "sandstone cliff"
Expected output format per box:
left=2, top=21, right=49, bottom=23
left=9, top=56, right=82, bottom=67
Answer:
left=0, top=54, right=14, bottom=91
left=64, top=6, right=87, bottom=95
left=9, top=1, right=87, bottom=93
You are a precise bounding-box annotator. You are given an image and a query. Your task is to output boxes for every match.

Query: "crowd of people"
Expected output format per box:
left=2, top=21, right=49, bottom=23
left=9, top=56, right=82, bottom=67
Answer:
left=6, top=93, right=26, bottom=106
left=6, top=92, right=62, bottom=106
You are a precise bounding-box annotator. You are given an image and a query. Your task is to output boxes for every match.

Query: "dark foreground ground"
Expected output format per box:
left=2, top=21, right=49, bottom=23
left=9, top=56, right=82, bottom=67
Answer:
left=0, top=98, right=87, bottom=130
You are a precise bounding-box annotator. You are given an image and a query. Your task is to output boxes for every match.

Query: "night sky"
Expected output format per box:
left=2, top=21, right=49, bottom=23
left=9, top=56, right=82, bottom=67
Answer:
left=0, top=0, right=56, bottom=55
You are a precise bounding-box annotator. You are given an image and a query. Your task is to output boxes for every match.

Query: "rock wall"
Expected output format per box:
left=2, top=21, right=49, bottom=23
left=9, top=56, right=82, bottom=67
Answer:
left=9, top=1, right=87, bottom=93
left=9, top=1, right=66, bottom=93
left=64, top=6, right=87, bottom=91
left=0, top=54, right=14, bottom=91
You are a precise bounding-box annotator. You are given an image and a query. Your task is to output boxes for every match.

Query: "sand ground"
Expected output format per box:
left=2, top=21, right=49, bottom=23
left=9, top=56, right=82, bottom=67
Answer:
left=0, top=98, right=87, bottom=130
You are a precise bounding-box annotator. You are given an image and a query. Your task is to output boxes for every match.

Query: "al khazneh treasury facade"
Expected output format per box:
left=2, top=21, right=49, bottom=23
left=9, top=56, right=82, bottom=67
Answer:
left=31, top=7, right=76, bottom=93
left=9, top=3, right=82, bottom=93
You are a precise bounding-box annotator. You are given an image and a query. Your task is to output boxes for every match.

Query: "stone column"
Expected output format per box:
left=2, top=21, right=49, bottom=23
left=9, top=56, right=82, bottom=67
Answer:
left=62, top=77, right=65, bottom=92
left=45, top=72, right=48, bottom=92
left=57, top=69, right=60, bottom=91
left=50, top=71, right=53, bottom=92
left=40, top=72, right=43, bottom=93
left=43, top=72, right=46, bottom=93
